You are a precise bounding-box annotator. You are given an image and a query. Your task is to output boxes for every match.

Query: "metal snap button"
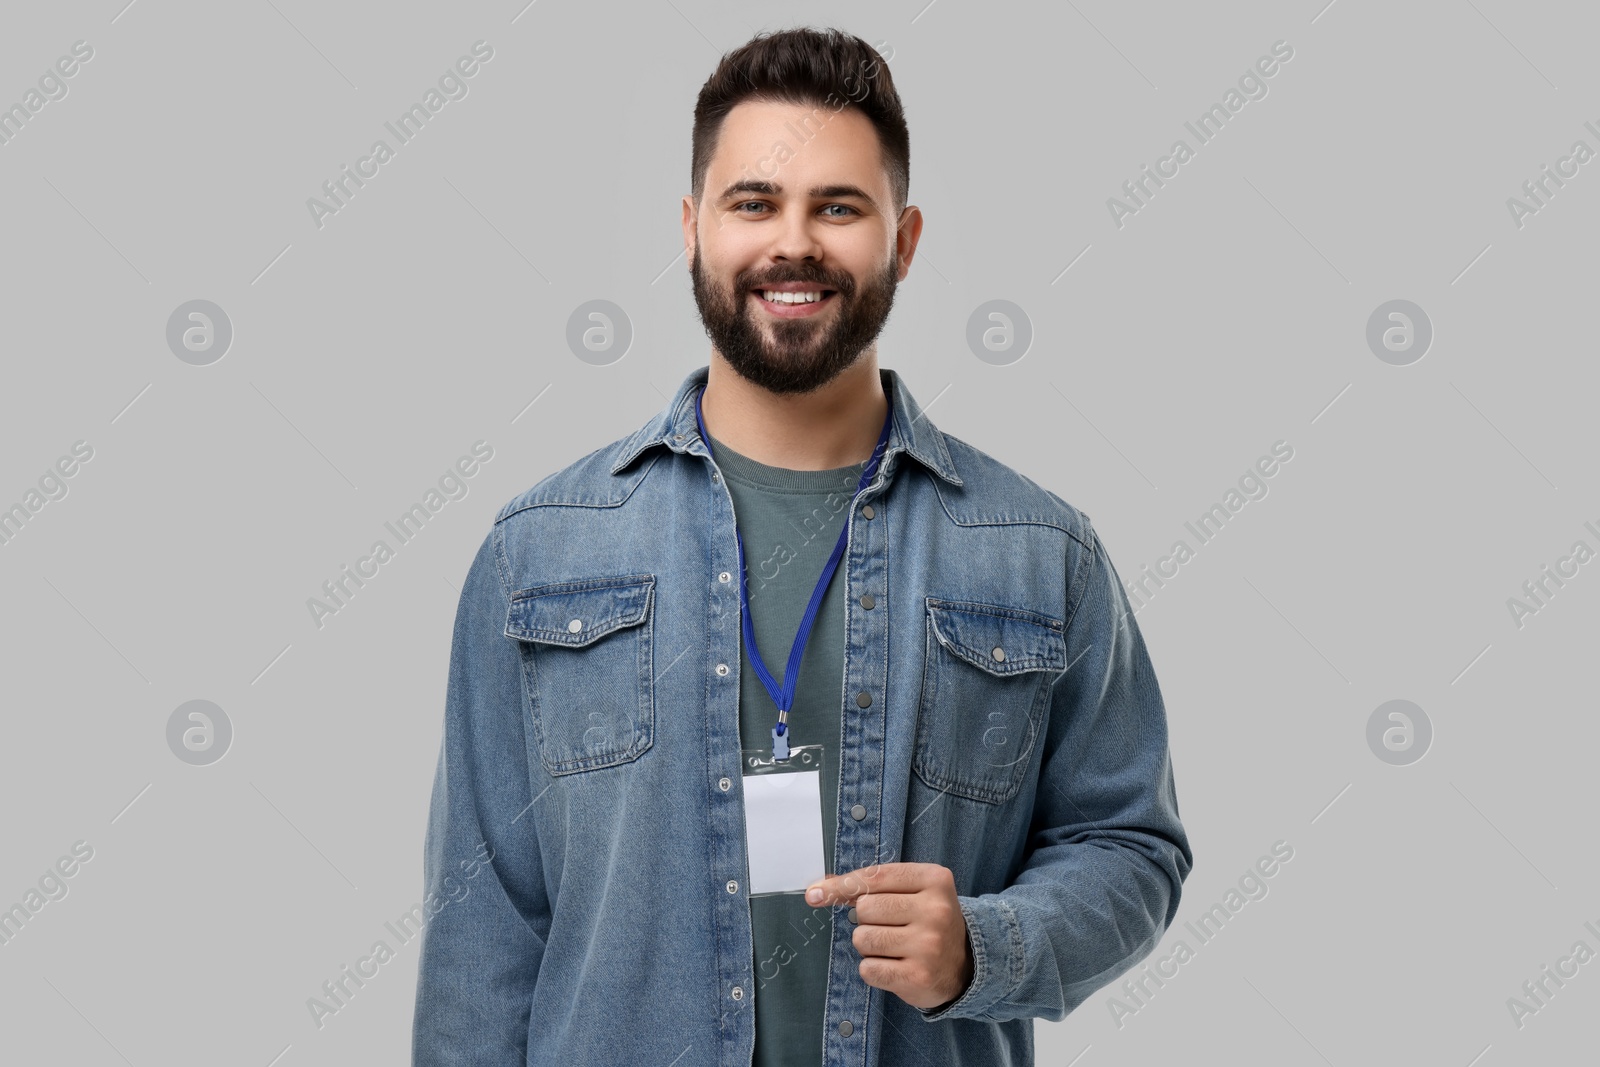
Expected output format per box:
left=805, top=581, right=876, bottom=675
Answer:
left=856, top=691, right=871, bottom=708
left=567, top=619, right=583, bottom=633
left=991, top=646, right=1005, bottom=662
left=839, top=1020, right=854, bottom=1037
left=726, top=879, right=739, bottom=894
left=718, top=571, right=732, bottom=583
left=715, top=663, right=729, bottom=676
left=732, top=986, right=744, bottom=1000
left=859, top=593, right=875, bottom=609
left=850, top=804, right=866, bottom=820
left=719, top=776, right=732, bottom=791
left=860, top=505, right=874, bottom=519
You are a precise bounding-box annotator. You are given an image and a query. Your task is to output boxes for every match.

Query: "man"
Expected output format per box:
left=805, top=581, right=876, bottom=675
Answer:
left=412, top=26, right=1192, bottom=1067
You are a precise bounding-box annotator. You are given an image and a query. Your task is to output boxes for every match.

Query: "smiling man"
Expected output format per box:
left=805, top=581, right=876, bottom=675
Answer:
left=413, top=26, right=1192, bottom=1067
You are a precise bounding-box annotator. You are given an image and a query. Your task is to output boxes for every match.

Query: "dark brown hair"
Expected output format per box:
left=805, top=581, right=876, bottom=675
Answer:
left=691, top=27, right=908, bottom=217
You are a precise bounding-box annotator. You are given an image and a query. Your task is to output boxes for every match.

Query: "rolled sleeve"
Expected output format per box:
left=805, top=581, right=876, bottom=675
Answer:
left=915, top=894, right=1022, bottom=1021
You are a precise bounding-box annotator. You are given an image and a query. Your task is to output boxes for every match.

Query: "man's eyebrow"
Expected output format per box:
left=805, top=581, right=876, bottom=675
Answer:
left=715, top=180, right=877, bottom=204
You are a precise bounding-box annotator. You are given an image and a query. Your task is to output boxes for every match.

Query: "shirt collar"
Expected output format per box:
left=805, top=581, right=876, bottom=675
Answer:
left=610, top=364, right=963, bottom=487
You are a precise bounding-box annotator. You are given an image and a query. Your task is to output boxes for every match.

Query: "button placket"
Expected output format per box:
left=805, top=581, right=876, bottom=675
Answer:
left=701, top=430, right=753, bottom=1037
left=835, top=484, right=886, bottom=1039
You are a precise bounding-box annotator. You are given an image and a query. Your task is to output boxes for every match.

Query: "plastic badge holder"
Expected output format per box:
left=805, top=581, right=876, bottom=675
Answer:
left=740, top=743, right=828, bottom=897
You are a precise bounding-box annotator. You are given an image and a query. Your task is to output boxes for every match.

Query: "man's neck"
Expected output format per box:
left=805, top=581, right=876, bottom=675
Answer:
left=699, top=353, right=889, bottom=471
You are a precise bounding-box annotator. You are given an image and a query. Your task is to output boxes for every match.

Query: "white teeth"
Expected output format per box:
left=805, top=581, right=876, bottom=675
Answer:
left=760, top=290, right=825, bottom=304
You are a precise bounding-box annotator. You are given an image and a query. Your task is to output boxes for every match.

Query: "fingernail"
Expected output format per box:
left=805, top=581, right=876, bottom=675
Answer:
left=806, top=886, right=822, bottom=903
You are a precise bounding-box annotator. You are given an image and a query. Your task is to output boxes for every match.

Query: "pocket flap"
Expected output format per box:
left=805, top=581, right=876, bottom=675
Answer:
left=506, top=574, right=655, bottom=647
left=926, top=598, right=1066, bottom=676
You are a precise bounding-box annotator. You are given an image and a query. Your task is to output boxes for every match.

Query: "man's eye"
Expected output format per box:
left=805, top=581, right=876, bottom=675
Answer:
left=732, top=202, right=857, bottom=217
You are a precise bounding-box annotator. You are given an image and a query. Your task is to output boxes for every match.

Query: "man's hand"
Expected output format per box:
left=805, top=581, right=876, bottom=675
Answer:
left=805, top=862, right=975, bottom=1012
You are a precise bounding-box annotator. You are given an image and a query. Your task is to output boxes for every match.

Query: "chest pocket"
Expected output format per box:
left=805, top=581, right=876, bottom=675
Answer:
left=913, top=597, right=1067, bottom=805
left=505, top=574, right=656, bottom=776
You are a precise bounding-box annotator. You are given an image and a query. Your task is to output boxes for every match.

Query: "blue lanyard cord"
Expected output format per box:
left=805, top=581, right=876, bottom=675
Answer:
left=694, top=385, right=894, bottom=757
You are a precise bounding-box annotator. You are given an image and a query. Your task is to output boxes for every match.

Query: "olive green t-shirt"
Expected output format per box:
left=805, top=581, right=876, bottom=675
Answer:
left=708, top=430, right=866, bottom=1067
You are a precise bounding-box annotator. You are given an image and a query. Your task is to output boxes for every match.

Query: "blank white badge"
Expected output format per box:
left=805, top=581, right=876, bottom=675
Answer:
left=742, top=768, right=826, bottom=895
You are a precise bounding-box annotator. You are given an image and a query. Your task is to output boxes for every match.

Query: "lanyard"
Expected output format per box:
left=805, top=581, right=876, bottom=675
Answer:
left=694, top=384, right=893, bottom=762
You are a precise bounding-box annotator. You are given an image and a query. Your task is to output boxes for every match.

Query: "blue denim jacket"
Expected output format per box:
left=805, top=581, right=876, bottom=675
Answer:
left=412, top=364, right=1193, bottom=1066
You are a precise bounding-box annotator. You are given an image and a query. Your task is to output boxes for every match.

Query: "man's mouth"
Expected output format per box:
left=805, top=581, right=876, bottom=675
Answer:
left=753, top=288, right=835, bottom=303
left=750, top=287, right=838, bottom=317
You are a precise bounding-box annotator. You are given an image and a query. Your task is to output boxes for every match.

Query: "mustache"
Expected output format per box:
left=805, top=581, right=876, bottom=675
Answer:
left=741, top=270, right=852, bottom=294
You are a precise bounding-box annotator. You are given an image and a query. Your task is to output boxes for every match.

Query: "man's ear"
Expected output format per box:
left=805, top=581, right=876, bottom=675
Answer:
left=894, top=204, right=924, bottom=282
left=681, top=194, right=698, bottom=270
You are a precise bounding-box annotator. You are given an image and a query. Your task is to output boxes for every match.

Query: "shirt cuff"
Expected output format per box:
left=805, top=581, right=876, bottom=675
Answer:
left=916, top=894, right=1021, bottom=1022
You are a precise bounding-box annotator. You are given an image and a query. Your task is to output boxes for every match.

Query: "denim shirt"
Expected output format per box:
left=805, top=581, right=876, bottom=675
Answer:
left=411, top=364, right=1193, bottom=1066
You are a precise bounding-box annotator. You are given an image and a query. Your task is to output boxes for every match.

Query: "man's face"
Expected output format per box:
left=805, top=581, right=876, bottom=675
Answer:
left=684, top=98, right=914, bottom=395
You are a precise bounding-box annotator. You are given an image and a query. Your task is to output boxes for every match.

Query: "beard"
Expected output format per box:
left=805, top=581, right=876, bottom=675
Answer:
left=690, top=247, right=900, bottom=395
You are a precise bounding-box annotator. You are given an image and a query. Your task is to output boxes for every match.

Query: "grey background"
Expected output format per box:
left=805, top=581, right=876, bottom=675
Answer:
left=2, top=1, right=1594, bottom=1063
